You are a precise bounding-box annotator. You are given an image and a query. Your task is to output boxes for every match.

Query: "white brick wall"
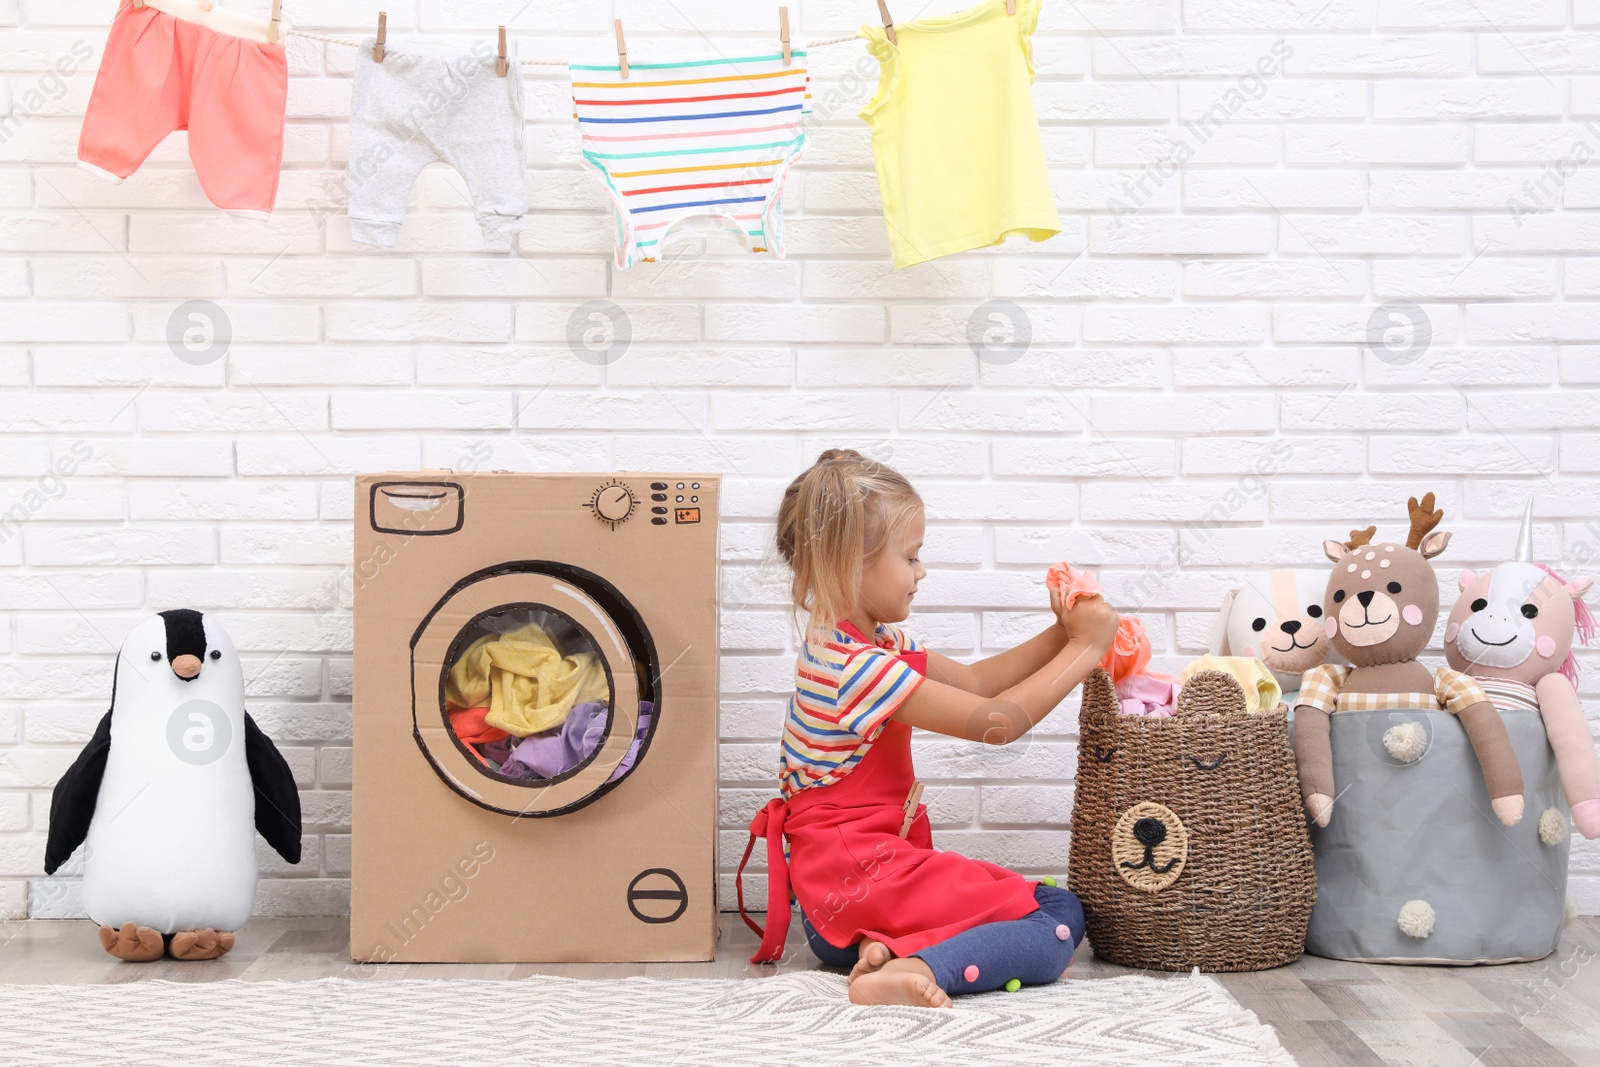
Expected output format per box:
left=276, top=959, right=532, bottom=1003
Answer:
left=2, top=0, right=1599, bottom=923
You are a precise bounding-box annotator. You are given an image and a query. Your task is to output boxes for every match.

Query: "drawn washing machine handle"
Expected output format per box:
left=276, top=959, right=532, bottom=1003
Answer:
left=370, top=481, right=464, bottom=536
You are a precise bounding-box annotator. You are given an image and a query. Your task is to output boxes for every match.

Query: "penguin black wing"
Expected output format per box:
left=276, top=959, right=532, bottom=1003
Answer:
left=244, top=713, right=303, bottom=864
left=44, top=710, right=113, bottom=875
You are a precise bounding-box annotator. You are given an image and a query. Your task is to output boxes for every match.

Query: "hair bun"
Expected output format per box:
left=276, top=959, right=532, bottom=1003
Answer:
left=818, top=448, right=863, bottom=463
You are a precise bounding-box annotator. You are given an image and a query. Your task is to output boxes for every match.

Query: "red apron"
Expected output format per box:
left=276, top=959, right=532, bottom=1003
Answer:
left=736, top=625, right=1039, bottom=963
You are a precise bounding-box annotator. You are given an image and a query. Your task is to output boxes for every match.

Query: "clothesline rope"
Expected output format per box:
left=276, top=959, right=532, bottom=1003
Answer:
left=284, top=28, right=862, bottom=64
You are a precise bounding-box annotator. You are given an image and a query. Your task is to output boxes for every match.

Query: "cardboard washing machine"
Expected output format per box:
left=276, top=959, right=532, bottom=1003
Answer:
left=351, top=472, right=720, bottom=962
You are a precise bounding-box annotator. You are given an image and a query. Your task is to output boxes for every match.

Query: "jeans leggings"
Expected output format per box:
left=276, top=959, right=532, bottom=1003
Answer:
left=801, top=883, right=1086, bottom=996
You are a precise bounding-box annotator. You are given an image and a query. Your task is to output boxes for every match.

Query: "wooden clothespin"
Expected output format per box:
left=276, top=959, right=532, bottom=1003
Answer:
left=614, top=19, right=629, bottom=78
left=267, top=0, right=281, bottom=44
left=373, top=12, right=386, bottom=63
left=897, top=780, right=924, bottom=838
left=496, top=25, right=507, bottom=76
left=779, top=6, right=791, bottom=66
left=875, top=0, right=896, bottom=45
left=133, top=0, right=144, bottom=8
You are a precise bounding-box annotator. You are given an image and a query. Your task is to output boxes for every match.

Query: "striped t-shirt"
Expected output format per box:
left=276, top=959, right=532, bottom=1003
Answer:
left=570, top=51, right=812, bottom=267
left=1476, top=676, right=1542, bottom=715
left=778, top=622, right=925, bottom=799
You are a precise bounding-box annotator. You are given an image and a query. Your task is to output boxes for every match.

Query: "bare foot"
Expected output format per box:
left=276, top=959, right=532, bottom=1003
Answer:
left=848, top=957, right=952, bottom=1008
left=849, top=938, right=892, bottom=983
left=99, top=922, right=164, bottom=962
left=169, top=929, right=235, bottom=961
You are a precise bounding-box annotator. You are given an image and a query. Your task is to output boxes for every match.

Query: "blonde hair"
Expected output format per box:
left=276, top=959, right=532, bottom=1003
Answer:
left=775, top=449, right=923, bottom=643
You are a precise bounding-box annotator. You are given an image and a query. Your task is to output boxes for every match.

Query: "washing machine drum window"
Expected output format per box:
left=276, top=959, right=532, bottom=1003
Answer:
left=412, top=564, right=659, bottom=818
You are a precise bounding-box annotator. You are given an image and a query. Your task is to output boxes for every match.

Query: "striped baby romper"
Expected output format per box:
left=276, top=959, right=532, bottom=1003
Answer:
left=570, top=50, right=811, bottom=267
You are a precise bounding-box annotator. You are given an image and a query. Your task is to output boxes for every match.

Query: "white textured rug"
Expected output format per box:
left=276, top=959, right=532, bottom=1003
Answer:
left=0, top=970, right=1295, bottom=1066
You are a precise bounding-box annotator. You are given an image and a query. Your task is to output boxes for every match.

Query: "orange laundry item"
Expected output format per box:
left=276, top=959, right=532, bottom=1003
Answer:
left=449, top=707, right=510, bottom=746
left=1047, top=560, right=1166, bottom=683
left=77, top=1, right=287, bottom=216
left=1098, top=616, right=1154, bottom=681
left=1044, top=561, right=1104, bottom=610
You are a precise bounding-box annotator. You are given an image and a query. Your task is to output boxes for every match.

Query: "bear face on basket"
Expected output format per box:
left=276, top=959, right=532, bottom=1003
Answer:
left=1066, top=668, right=1316, bottom=973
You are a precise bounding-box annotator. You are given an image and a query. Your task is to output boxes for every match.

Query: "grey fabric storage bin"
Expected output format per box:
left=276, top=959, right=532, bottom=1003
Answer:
left=1299, top=710, right=1561, bottom=966
left=1293, top=707, right=1568, bottom=964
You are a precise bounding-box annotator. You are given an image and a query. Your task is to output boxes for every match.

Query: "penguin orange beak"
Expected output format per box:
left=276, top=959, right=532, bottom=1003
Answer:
left=171, top=654, right=202, bottom=680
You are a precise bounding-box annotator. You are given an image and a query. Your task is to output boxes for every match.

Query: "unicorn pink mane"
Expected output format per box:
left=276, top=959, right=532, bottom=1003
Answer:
left=1535, top=562, right=1594, bottom=686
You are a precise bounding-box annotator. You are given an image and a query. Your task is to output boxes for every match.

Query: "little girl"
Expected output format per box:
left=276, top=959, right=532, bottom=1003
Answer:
left=737, top=449, right=1119, bottom=1007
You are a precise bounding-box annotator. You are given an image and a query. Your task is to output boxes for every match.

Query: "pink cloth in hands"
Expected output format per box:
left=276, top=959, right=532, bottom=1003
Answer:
left=1049, top=563, right=1175, bottom=713
left=1045, top=561, right=1104, bottom=610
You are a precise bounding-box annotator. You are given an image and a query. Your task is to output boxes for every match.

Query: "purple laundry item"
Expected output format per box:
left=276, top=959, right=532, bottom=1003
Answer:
left=502, top=701, right=605, bottom=779
left=496, top=752, right=540, bottom=781
left=1116, top=674, right=1180, bottom=717
left=499, top=701, right=654, bottom=782
left=477, top=738, right=514, bottom=767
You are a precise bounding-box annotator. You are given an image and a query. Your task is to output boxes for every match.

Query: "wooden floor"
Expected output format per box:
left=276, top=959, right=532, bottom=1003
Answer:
left=2, top=916, right=1597, bottom=1066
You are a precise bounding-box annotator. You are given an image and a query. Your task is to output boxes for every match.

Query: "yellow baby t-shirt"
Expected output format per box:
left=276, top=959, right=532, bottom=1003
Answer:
left=858, top=0, right=1060, bottom=269
left=1182, top=655, right=1284, bottom=714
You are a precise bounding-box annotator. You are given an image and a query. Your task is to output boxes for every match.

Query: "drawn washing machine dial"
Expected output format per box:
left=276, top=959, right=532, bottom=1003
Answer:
left=589, top=481, right=637, bottom=528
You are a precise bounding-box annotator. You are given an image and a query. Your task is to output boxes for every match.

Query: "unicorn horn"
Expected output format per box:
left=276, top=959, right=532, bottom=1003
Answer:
left=1514, top=496, right=1535, bottom=563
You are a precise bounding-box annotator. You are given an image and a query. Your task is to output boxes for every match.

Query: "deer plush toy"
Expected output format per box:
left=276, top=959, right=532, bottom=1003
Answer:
left=1293, top=494, right=1525, bottom=828
left=1445, top=504, right=1599, bottom=839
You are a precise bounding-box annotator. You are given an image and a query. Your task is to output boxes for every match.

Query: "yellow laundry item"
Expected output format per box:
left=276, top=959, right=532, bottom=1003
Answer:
left=858, top=0, right=1060, bottom=269
left=1181, top=655, right=1284, bottom=714
left=446, top=623, right=611, bottom=738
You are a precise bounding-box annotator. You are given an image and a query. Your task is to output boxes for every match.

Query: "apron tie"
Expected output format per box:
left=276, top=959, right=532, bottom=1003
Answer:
left=735, top=796, right=791, bottom=963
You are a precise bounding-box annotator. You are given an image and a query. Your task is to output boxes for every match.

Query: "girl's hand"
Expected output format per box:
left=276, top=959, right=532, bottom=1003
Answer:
left=1061, top=593, right=1119, bottom=653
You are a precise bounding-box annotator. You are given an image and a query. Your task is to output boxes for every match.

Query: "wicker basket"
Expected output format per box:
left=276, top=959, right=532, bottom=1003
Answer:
left=1067, top=668, right=1316, bottom=972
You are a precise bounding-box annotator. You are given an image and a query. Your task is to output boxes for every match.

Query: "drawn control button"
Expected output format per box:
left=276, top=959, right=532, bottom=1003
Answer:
left=627, top=868, right=688, bottom=924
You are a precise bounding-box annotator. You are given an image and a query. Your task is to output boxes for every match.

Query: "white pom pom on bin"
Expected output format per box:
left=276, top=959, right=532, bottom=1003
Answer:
left=1397, top=899, right=1435, bottom=939
left=1382, top=722, right=1428, bottom=763
left=1538, top=808, right=1567, bottom=846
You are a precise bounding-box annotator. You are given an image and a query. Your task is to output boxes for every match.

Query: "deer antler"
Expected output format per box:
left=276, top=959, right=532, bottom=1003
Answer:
left=1345, top=526, right=1377, bottom=550
left=1405, top=492, right=1443, bottom=550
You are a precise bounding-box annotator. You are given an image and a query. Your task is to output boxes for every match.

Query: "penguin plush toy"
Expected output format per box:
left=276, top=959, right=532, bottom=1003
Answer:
left=44, top=609, right=301, bottom=961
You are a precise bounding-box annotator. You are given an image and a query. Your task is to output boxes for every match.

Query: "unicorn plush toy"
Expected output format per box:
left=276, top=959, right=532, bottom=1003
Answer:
left=1445, top=502, right=1599, bottom=839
